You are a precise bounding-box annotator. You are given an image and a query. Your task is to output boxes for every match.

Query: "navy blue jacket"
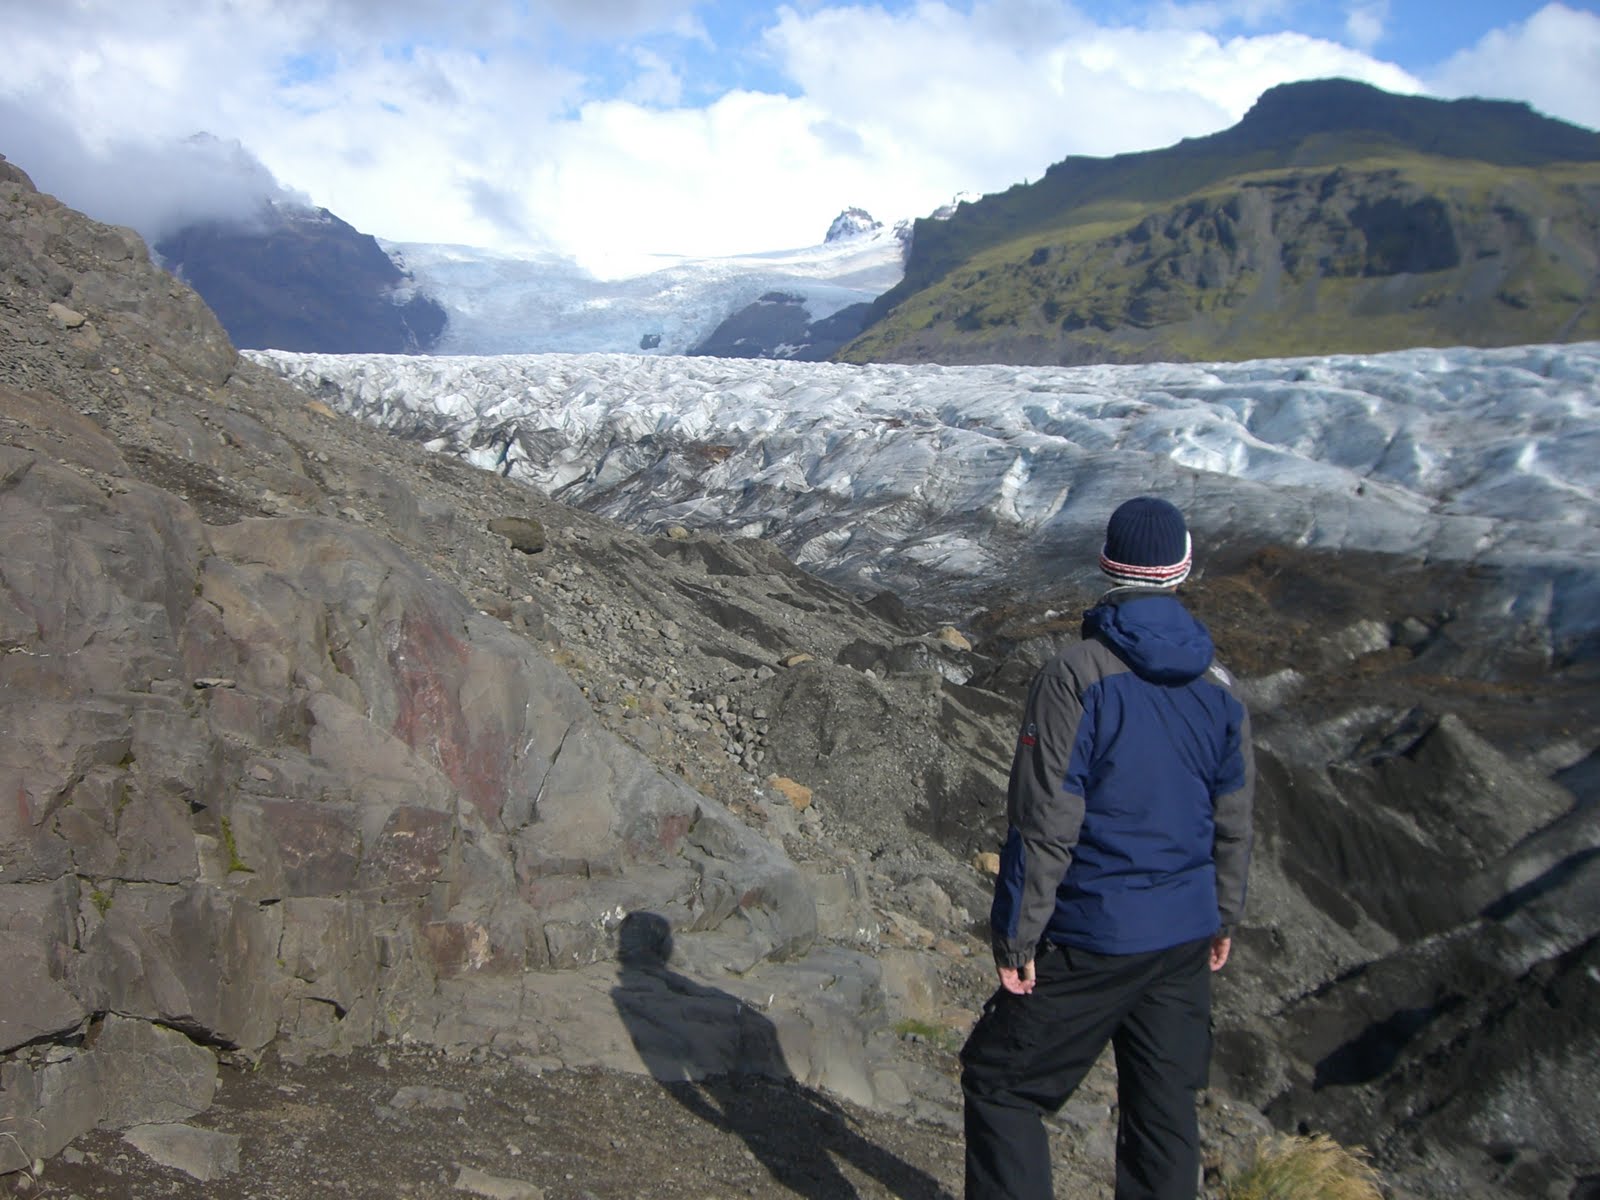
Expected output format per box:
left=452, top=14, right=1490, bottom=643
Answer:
left=990, top=590, right=1254, bottom=963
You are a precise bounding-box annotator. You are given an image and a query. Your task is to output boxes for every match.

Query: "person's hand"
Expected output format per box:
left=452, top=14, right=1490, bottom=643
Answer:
left=998, top=960, right=1036, bottom=994
left=1209, top=935, right=1232, bottom=971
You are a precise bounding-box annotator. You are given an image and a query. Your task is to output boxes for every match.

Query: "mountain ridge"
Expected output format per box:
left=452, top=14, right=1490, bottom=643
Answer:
left=155, top=201, right=447, bottom=354
left=135, top=79, right=1600, bottom=366
left=844, top=78, right=1600, bottom=366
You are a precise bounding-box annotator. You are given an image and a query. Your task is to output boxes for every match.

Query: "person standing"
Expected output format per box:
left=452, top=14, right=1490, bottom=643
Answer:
left=962, top=496, right=1255, bottom=1200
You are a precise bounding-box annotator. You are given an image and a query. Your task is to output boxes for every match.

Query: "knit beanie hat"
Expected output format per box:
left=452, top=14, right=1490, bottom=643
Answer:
left=1099, top=496, right=1192, bottom=588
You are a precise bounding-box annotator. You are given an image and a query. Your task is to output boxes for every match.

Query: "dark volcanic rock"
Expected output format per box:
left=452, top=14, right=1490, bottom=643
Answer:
left=156, top=204, right=446, bottom=353
left=690, top=293, right=874, bottom=362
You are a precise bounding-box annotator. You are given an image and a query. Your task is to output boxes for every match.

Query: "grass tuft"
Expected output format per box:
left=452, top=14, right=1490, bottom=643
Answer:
left=220, top=816, right=254, bottom=874
left=1223, top=1133, right=1384, bottom=1200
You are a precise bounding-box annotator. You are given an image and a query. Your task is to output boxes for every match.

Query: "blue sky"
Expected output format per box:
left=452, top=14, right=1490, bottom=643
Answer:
left=2, top=1, right=1597, bottom=273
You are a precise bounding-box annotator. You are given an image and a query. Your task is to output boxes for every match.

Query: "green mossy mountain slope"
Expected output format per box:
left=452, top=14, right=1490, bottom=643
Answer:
left=842, top=80, right=1600, bottom=366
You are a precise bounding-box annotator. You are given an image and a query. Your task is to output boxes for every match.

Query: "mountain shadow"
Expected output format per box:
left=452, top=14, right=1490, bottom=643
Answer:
left=157, top=204, right=446, bottom=353
left=610, top=911, right=953, bottom=1199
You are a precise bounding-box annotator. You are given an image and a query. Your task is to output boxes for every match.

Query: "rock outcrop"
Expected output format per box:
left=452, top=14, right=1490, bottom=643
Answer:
left=0, top=153, right=973, bottom=1177
left=155, top=204, right=446, bottom=353
left=688, top=292, right=874, bottom=361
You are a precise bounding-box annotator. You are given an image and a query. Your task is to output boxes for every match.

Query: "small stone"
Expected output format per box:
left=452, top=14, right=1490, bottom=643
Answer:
left=391, top=1085, right=468, bottom=1112
left=454, top=1165, right=545, bottom=1199
left=1394, top=616, right=1432, bottom=648
left=48, top=302, right=87, bottom=329
left=123, top=1125, right=240, bottom=1182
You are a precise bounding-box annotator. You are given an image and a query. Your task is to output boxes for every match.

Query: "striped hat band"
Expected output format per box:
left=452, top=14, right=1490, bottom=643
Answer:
left=1099, top=533, right=1192, bottom=588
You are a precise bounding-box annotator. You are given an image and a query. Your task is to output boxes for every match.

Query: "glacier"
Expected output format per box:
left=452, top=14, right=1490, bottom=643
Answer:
left=247, top=341, right=1600, bottom=646
left=383, top=225, right=905, bottom=357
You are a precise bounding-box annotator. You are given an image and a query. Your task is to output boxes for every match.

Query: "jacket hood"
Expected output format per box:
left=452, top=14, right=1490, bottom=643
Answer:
left=1082, top=592, right=1215, bottom=685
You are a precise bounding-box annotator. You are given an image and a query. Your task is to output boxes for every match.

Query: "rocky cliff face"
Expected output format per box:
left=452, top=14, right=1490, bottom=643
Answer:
left=0, top=155, right=978, bottom=1178
left=688, top=291, right=874, bottom=361
left=155, top=204, right=446, bottom=353
left=2, top=153, right=1597, bottom=1200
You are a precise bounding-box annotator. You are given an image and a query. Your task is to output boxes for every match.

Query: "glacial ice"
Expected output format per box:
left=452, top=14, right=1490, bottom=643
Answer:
left=248, top=341, right=1600, bottom=641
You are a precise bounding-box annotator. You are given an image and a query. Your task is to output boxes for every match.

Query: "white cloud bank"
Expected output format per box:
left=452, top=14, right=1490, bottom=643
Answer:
left=0, top=1, right=1595, bottom=274
left=1427, top=3, right=1600, bottom=131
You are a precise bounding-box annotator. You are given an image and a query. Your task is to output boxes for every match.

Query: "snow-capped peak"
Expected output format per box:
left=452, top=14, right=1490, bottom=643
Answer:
left=825, top=208, right=883, bottom=243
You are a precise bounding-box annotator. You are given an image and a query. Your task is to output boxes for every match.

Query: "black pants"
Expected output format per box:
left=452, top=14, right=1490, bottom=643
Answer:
left=960, top=937, right=1212, bottom=1200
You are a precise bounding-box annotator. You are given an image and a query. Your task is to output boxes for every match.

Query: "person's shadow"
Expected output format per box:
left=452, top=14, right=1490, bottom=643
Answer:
left=610, top=910, right=953, bottom=1199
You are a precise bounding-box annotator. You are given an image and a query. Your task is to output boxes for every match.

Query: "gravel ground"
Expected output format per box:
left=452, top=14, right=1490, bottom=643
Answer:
left=13, top=1043, right=973, bottom=1200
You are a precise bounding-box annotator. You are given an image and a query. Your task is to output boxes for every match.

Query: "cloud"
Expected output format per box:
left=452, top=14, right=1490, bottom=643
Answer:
left=0, top=0, right=1422, bottom=268
left=463, top=177, right=541, bottom=246
left=763, top=2, right=1420, bottom=176
left=517, top=2, right=1425, bottom=269
left=622, top=47, right=686, bottom=106
left=0, top=2, right=575, bottom=252
left=1427, top=3, right=1600, bottom=130
left=1147, top=0, right=1299, bottom=34
left=527, top=91, right=863, bottom=270
left=244, top=45, right=585, bottom=252
left=0, top=95, right=306, bottom=243
left=538, top=0, right=704, bottom=38
left=1344, top=1, right=1389, bottom=52
left=3, top=0, right=1595, bottom=276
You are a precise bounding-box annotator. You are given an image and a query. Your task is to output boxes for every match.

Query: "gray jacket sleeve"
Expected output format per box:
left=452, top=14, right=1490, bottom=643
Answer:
left=992, top=658, right=1089, bottom=968
left=1210, top=682, right=1255, bottom=935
